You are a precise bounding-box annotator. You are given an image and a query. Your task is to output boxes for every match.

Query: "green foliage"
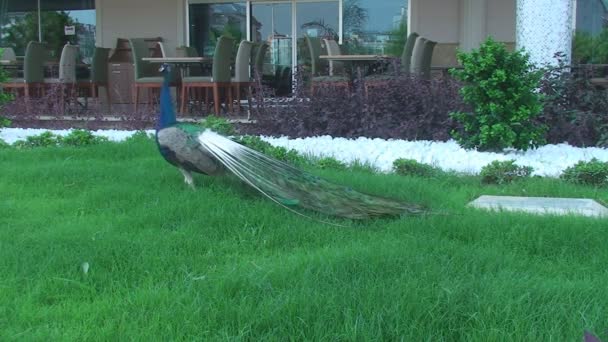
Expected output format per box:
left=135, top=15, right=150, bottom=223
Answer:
left=125, top=130, right=153, bottom=143
left=393, top=158, right=441, bottom=178
left=561, top=158, right=608, bottom=187
left=316, top=157, right=347, bottom=170
left=385, top=21, right=408, bottom=57
left=480, top=160, right=533, bottom=185
left=0, top=117, right=11, bottom=128
left=236, top=135, right=307, bottom=166
left=201, top=115, right=235, bottom=136
left=450, top=37, right=546, bottom=151
left=235, top=135, right=274, bottom=152
left=13, top=130, right=110, bottom=148
left=2, top=138, right=608, bottom=341
left=62, top=129, right=108, bottom=146
left=0, top=138, right=9, bottom=148
left=13, top=131, right=62, bottom=148
left=349, top=160, right=379, bottom=173
left=573, top=29, right=608, bottom=64
left=0, top=48, right=13, bottom=107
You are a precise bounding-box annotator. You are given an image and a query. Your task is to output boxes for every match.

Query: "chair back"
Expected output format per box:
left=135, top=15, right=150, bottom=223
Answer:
left=401, top=32, right=419, bottom=74
left=128, top=38, right=156, bottom=79
left=23, top=41, right=46, bottom=83
left=322, top=39, right=344, bottom=75
left=410, top=38, right=437, bottom=79
left=410, top=37, right=427, bottom=76
left=90, top=47, right=110, bottom=83
left=253, top=41, right=269, bottom=77
left=304, top=35, right=328, bottom=76
left=157, top=42, right=167, bottom=57
left=58, top=44, right=79, bottom=83
left=233, top=40, right=253, bottom=82
left=212, top=36, right=235, bottom=83
left=1, top=47, right=16, bottom=61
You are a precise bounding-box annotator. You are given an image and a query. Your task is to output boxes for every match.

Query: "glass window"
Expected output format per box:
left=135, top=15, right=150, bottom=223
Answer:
left=0, top=0, right=96, bottom=62
left=40, top=1, right=96, bottom=62
left=188, top=2, right=247, bottom=57
left=251, top=2, right=293, bottom=95
left=0, top=0, right=40, bottom=56
left=343, top=0, right=409, bottom=56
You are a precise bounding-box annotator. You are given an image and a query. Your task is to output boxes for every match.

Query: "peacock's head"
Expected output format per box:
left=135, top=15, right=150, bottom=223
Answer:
left=159, top=63, right=171, bottom=74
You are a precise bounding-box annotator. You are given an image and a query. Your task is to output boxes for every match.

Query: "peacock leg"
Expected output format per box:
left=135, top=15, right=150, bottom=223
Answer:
left=179, top=168, right=195, bottom=189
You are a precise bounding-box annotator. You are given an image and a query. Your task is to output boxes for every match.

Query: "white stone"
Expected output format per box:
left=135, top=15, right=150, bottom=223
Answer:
left=469, top=195, right=608, bottom=218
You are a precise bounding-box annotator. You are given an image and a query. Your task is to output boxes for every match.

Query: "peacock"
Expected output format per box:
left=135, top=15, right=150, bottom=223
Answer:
left=155, top=64, right=426, bottom=220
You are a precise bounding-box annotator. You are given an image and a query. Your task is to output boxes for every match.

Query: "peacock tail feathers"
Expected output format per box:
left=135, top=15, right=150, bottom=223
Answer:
left=198, top=130, right=427, bottom=220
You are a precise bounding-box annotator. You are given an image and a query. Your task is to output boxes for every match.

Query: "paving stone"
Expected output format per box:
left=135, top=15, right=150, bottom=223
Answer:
left=468, top=195, right=608, bottom=218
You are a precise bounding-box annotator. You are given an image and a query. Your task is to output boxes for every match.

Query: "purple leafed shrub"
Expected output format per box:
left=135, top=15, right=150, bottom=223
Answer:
left=1, top=83, right=158, bottom=130
left=248, top=67, right=466, bottom=141
left=539, top=52, right=608, bottom=147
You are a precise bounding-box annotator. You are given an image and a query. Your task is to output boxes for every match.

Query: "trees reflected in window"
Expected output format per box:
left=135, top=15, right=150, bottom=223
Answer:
left=343, top=0, right=409, bottom=56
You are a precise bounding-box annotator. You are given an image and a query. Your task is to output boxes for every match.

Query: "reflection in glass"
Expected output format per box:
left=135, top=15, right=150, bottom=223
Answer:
left=296, top=1, right=339, bottom=69
left=0, top=0, right=96, bottom=62
left=251, top=3, right=292, bottom=95
left=343, top=0, right=409, bottom=56
left=188, top=2, right=247, bottom=57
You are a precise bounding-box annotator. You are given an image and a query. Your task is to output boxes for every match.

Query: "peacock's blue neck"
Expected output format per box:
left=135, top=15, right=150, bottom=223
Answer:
left=157, top=70, right=176, bottom=131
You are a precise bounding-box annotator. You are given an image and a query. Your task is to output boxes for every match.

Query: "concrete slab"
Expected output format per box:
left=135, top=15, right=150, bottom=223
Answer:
left=468, top=195, right=608, bottom=218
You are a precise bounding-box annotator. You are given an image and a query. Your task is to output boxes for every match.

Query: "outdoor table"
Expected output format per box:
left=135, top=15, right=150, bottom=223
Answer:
left=319, top=54, right=392, bottom=79
left=142, top=57, right=212, bottom=79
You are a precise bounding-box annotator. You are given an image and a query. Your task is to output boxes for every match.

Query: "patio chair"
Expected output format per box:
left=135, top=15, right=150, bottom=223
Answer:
left=78, top=47, right=111, bottom=109
left=43, top=43, right=81, bottom=113
left=410, top=37, right=437, bottom=79
left=180, top=35, right=234, bottom=115
left=400, top=32, right=420, bottom=74
left=2, top=41, right=46, bottom=99
left=364, top=32, right=420, bottom=95
left=231, top=40, right=254, bottom=113
left=129, top=38, right=176, bottom=111
left=1, top=47, right=17, bottom=61
left=157, top=42, right=168, bottom=57
left=253, top=41, right=269, bottom=79
left=304, top=34, right=328, bottom=76
left=310, top=39, right=349, bottom=94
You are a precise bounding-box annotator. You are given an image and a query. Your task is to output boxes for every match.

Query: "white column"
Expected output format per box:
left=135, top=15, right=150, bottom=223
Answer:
left=516, top=0, right=574, bottom=67
left=460, top=0, right=487, bottom=51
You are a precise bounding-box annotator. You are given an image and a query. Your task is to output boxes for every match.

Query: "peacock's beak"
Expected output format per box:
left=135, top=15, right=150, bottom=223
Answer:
left=159, top=63, right=171, bottom=73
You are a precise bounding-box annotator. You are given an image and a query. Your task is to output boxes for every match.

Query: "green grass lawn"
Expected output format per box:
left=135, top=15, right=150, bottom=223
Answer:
left=1, top=138, right=607, bottom=340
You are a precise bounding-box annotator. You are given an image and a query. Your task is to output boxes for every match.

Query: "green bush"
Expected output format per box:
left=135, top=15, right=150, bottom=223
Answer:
left=236, top=135, right=274, bottom=152
left=125, top=130, right=153, bottom=143
left=0, top=117, right=11, bottom=128
left=62, top=129, right=108, bottom=146
left=201, top=115, right=235, bottom=136
left=13, top=131, right=62, bottom=148
left=561, top=158, right=608, bottom=186
left=0, top=138, right=9, bottom=148
left=450, top=37, right=546, bottom=151
left=480, top=160, right=533, bottom=184
left=349, top=160, right=379, bottom=174
left=236, top=135, right=306, bottom=166
left=316, top=157, right=347, bottom=170
left=392, top=158, right=441, bottom=177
